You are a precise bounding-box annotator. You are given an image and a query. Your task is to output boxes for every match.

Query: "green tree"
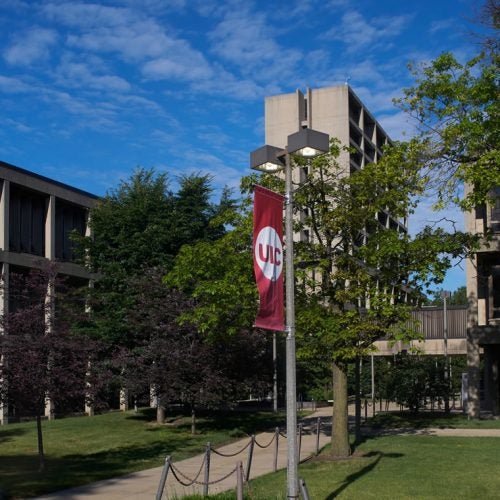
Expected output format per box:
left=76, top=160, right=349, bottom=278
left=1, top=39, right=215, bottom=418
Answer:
left=282, top=140, right=472, bottom=457
left=167, top=195, right=257, bottom=338
left=78, top=168, right=230, bottom=346
left=429, top=286, right=468, bottom=306
left=394, top=49, right=499, bottom=210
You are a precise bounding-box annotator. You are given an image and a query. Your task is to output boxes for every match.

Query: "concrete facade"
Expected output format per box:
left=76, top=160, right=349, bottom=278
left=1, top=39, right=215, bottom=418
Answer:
left=372, top=306, right=468, bottom=356
left=265, top=85, right=407, bottom=238
left=0, top=160, right=97, bottom=424
left=465, top=185, right=500, bottom=417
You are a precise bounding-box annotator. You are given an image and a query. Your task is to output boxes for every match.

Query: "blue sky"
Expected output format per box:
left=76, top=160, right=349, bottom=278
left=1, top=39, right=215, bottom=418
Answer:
left=0, top=0, right=486, bottom=291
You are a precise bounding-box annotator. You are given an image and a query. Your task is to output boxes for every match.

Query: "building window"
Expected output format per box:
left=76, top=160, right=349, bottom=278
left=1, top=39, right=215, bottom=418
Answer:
left=55, top=200, right=87, bottom=261
left=9, top=186, right=46, bottom=256
left=492, top=271, right=500, bottom=319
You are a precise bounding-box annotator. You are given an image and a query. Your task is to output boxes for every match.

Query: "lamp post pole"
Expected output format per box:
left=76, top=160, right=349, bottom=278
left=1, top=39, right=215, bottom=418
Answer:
left=284, top=150, right=299, bottom=499
left=250, top=128, right=329, bottom=500
left=441, top=290, right=451, bottom=413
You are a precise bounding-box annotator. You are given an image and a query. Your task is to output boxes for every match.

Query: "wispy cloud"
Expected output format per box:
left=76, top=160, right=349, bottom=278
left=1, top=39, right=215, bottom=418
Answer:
left=4, top=27, right=58, bottom=66
left=55, top=57, right=131, bottom=92
left=322, top=10, right=411, bottom=53
left=208, top=8, right=302, bottom=81
left=429, top=18, right=456, bottom=34
left=0, top=74, right=33, bottom=92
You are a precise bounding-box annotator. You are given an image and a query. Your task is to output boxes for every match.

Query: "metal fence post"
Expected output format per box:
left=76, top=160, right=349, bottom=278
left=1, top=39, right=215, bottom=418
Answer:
left=300, top=478, right=310, bottom=500
left=236, top=461, right=244, bottom=500
left=298, top=423, right=303, bottom=460
left=155, top=455, right=171, bottom=500
left=204, top=442, right=211, bottom=497
left=273, top=427, right=279, bottom=472
left=315, top=418, right=321, bottom=456
left=245, top=435, right=255, bottom=482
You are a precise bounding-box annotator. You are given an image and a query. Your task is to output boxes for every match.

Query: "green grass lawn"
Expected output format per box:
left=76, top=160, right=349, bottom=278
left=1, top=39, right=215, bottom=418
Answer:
left=0, top=408, right=289, bottom=499
left=191, top=434, right=500, bottom=499
left=366, top=411, right=500, bottom=429
left=2, top=408, right=499, bottom=499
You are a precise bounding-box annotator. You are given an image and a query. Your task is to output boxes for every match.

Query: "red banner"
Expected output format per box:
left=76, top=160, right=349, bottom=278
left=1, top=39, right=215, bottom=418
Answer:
left=253, top=185, right=285, bottom=331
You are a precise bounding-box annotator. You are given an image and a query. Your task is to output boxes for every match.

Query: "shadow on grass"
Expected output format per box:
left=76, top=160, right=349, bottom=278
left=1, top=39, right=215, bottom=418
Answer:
left=126, top=408, right=289, bottom=435
left=325, top=451, right=404, bottom=499
left=0, top=433, right=200, bottom=499
left=0, top=427, right=28, bottom=443
left=367, top=411, right=465, bottom=430
left=1, top=409, right=293, bottom=499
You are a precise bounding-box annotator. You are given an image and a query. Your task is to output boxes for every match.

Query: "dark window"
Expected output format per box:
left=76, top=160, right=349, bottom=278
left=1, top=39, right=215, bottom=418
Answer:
left=55, top=200, right=87, bottom=261
left=492, top=272, right=500, bottom=319
left=9, top=186, right=46, bottom=256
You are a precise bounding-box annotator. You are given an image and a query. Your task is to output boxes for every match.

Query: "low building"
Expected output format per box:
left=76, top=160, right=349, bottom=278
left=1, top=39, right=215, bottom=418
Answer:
left=0, top=160, right=97, bottom=424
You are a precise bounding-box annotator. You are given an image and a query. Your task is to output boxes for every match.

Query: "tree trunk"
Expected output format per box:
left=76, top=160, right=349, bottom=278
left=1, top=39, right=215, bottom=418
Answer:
left=191, top=408, right=196, bottom=435
left=36, top=414, right=45, bottom=472
left=331, top=361, right=350, bottom=458
left=354, top=356, right=362, bottom=444
left=156, top=402, right=166, bottom=424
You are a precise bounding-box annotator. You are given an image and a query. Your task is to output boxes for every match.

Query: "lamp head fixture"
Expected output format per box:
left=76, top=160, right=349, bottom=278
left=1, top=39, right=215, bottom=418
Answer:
left=287, top=128, right=329, bottom=157
left=250, top=128, right=329, bottom=172
left=250, top=145, right=285, bottom=172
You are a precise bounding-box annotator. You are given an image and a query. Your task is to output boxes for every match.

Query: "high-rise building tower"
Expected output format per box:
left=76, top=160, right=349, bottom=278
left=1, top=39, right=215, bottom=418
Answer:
left=265, top=85, right=407, bottom=237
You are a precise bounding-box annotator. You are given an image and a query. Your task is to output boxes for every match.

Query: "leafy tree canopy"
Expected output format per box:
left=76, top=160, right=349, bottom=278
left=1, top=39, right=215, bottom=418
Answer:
left=394, top=47, right=499, bottom=210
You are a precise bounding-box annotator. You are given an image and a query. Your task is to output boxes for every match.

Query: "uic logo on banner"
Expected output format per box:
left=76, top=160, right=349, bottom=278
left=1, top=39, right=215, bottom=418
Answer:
left=254, top=226, right=283, bottom=282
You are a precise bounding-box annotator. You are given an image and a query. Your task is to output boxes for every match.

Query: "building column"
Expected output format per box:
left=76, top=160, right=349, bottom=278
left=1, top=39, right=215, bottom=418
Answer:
left=492, top=346, right=500, bottom=416
left=45, top=195, right=55, bottom=260
left=0, top=180, right=9, bottom=252
left=466, top=328, right=481, bottom=419
left=120, top=387, right=129, bottom=412
left=0, top=181, right=10, bottom=424
left=44, top=195, right=56, bottom=420
left=0, top=263, right=9, bottom=425
left=483, top=346, right=494, bottom=412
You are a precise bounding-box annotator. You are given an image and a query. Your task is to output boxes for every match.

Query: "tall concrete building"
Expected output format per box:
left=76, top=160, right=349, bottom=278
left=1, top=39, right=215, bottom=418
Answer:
left=465, top=185, right=500, bottom=417
left=0, top=160, right=97, bottom=423
left=265, top=85, right=407, bottom=241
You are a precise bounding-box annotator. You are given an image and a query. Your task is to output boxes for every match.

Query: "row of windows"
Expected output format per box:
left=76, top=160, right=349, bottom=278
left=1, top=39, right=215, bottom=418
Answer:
left=6, top=185, right=87, bottom=261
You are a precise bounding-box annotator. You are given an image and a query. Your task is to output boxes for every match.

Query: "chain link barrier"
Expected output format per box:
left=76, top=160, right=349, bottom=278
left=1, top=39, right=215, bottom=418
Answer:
left=254, top=431, right=277, bottom=449
left=169, top=453, right=206, bottom=487
left=210, top=438, right=252, bottom=457
left=159, top=414, right=331, bottom=497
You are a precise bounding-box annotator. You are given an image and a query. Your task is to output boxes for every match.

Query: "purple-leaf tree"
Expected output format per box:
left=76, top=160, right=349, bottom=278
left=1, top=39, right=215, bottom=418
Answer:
left=0, top=263, right=106, bottom=472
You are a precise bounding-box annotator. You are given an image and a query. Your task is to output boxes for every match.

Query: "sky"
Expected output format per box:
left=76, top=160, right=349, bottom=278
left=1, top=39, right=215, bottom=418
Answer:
left=0, top=0, right=488, bottom=292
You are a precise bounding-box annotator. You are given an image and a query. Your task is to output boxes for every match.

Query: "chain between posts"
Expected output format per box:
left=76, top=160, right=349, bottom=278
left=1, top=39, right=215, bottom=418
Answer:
left=169, top=453, right=206, bottom=487
left=159, top=419, right=328, bottom=496
left=211, top=439, right=252, bottom=457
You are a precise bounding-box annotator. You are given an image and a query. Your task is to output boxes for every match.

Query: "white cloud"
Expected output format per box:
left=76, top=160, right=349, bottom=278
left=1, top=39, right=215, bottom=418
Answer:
left=42, top=2, right=133, bottom=29
left=322, top=10, right=411, bottom=53
left=4, top=118, right=32, bottom=132
left=46, top=2, right=217, bottom=88
left=208, top=8, right=302, bottom=81
left=429, top=18, right=456, bottom=34
left=56, top=59, right=131, bottom=92
left=142, top=54, right=213, bottom=81
left=4, top=28, right=58, bottom=66
left=0, top=74, right=33, bottom=92
left=377, top=111, right=417, bottom=140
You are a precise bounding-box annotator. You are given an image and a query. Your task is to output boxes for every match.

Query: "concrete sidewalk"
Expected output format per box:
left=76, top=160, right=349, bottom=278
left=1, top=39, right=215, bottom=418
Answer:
left=36, top=407, right=333, bottom=499
left=35, top=405, right=500, bottom=499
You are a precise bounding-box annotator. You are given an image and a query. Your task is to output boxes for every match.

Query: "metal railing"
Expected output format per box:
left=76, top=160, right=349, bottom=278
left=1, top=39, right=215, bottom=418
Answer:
left=156, top=417, right=326, bottom=499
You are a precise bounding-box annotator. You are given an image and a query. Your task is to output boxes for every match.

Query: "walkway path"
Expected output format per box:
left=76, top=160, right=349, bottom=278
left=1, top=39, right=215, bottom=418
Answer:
left=37, top=407, right=333, bottom=500
left=36, top=405, right=500, bottom=500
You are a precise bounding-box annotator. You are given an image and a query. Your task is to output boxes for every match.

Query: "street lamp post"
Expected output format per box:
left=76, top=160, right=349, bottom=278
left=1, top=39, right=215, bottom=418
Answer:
left=441, top=290, right=451, bottom=413
left=251, top=128, right=329, bottom=499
